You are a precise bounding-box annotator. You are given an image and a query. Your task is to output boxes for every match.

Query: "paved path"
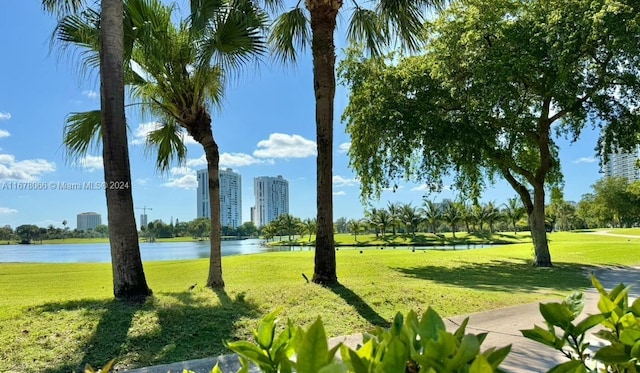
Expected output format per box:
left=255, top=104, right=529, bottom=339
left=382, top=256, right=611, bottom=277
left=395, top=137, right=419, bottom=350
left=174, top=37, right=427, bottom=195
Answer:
left=125, top=266, right=640, bottom=373
left=586, top=230, right=640, bottom=239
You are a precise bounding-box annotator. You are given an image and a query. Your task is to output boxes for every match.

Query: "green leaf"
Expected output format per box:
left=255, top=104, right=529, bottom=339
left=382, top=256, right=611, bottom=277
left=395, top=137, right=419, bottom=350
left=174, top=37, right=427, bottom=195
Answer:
left=631, top=298, right=640, bottom=316
left=593, top=344, right=631, bottom=364
left=620, top=329, right=640, bottom=346
left=211, top=362, right=223, bottom=373
left=378, top=338, right=408, bottom=372
left=547, top=360, right=586, bottom=373
left=564, top=292, right=585, bottom=318
left=418, top=307, right=446, bottom=342
left=255, top=309, right=279, bottom=350
left=446, top=334, right=480, bottom=370
left=469, top=355, right=493, bottom=373
left=483, top=345, right=512, bottom=368
left=521, top=325, right=559, bottom=348
left=345, top=347, right=370, bottom=373
left=294, top=318, right=329, bottom=373
left=318, top=363, right=347, bottom=373
left=268, top=7, right=310, bottom=64
left=540, top=302, right=576, bottom=328
left=224, top=341, right=272, bottom=367
left=573, top=313, right=606, bottom=335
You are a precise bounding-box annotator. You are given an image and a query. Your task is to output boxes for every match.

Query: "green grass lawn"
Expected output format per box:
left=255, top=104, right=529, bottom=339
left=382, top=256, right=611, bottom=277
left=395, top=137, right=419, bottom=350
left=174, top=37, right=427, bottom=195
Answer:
left=0, top=231, right=639, bottom=372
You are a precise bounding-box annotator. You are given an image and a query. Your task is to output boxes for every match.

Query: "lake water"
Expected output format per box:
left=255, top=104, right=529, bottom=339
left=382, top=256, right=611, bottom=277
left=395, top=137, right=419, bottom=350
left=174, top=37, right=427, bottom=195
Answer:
left=0, top=240, right=494, bottom=263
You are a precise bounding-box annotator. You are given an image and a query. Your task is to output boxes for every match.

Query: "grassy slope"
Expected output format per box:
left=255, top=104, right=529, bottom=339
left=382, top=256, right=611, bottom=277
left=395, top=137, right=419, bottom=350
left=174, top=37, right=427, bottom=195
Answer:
left=0, top=231, right=638, bottom=371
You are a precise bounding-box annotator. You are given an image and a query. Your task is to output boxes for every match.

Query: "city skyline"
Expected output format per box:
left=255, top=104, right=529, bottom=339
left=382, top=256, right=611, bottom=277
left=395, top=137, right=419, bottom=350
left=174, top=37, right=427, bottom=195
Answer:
left=0, top=2, right=606, bottom=229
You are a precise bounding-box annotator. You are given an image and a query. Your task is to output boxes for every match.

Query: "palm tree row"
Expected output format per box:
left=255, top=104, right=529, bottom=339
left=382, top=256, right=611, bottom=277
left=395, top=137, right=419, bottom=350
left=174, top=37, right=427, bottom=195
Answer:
left=261, top=215, right=317, bottom=242
left=356, top=198, right=527, bottom=238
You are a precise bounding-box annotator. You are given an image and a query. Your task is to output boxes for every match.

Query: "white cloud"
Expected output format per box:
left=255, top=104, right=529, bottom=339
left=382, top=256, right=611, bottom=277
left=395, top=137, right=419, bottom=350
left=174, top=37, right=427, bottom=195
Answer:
left=77, top=155, right=103, bottom=172
left=186, top=154, right=207, bottom=168
left=162, top=167, right=198, bottom=189
left=333, top=190, right=346, bottom=196
left=0, top=130, right=9, bottom=138
left=410, top=183, right=450, bottom=192
left=383, top=185, right=405, bottom=192
left=0, top=112, right=11, bottom=121
left=162, top=174, right=197, bottom=189
left=573, top=157, right=597, bottom=164
left=253, top=133, right=317, bottom=159
left=0, top=207, right=17, bottom=214
left=332, top=175, right=359, bottom=187
left=131, top=122, right=197, bottom=146
left=136, top=178, right=149, bottom=186
left=82, top=90, right=98, bottom=99
left=221, top=153, right=272, bottom=168
left=338, top=142, right=351, bottom=153
left=0, top=154, right=56, bottom=181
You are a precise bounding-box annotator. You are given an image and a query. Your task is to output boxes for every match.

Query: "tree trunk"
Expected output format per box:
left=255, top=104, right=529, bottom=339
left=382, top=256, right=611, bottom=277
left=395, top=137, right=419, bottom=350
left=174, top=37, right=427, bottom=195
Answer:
left=100, top=0, right=151, bottom=301
left=194, top=116, right=224, bottom=288
left=529, top=185, right=552, bottom=267
left=308, top=1, right=340, bottom=285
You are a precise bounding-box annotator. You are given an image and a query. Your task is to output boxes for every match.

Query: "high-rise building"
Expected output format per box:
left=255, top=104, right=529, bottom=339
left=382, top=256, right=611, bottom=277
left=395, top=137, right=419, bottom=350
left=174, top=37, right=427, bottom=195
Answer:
left=77, top=212, right=101, bottom=231
left=140, top=214, right=148, bottom=227
left=197, top=168, right=242, bottom=228
left=603, top=148, right=640, bottom=181
left=253, top=175, right=289, bottom=227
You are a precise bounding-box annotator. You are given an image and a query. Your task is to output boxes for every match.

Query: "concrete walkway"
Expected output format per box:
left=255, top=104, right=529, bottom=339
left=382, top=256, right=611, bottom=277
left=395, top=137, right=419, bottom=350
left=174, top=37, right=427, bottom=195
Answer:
left=124, top=266, right=640, bottom=373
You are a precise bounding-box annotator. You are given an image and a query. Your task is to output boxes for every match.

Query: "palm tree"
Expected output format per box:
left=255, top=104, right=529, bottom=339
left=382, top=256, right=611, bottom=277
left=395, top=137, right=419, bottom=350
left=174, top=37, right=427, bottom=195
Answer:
left=484, top=202, right=501, bottom=233
left=270, top=0, right=444, bottom=285
left=503, top=197, right=525, bottom=235
left=442, top=202, right=462, bottom=239
left=44, top=0, right=152, bottom=301
left=277, top=214, right=302, bottom=241
left=347, top=218, right=363, bottom=241
left=422, top=199, right=441, bottom=235
left=373, top=208, right=391, bottom=237
left=387, top=201, right=401, bottom=236
left=55, top=0, right=268, bottom=289
left=303, top=217, right=317, bottom=242
left=400, top=203, right=422, bottom=238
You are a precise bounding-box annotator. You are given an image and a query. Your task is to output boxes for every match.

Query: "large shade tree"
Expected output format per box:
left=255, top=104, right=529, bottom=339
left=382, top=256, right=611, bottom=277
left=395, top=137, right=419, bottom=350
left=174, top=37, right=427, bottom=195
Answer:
left=55, top=0, right=268, bottom=288
left=340, top=0, right=640, bottom=266
left=44, top=0, right=152, bottom=300
left=269, top=0, right=445, bottom=284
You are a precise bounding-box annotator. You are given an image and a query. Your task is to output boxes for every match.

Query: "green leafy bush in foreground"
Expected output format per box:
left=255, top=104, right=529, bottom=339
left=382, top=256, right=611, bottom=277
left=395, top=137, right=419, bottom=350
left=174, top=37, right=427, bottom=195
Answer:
left=220, top=307, right=510, bottom=373
left=521, top=275, right=640, bottom=372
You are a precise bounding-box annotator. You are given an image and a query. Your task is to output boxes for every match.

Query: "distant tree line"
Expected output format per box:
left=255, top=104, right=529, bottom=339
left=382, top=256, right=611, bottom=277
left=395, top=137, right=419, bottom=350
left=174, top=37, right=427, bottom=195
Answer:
left=2, top=218, right=259, bottom=244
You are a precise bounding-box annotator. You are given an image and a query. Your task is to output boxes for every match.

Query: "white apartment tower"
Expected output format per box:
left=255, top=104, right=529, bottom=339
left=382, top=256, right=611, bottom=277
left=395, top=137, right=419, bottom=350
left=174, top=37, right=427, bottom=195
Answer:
left=253, top=175, right=289, bottom=227
left=77, top=212, right=101, bottom=231
left=603, top=148, right=640, bottom=181
left=197, top=168, right=242, bottom=228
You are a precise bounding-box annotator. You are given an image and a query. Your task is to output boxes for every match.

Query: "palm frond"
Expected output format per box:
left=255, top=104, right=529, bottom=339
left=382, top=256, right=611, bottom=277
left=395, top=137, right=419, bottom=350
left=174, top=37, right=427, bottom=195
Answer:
left=347, top=8, right=388, bottom=57
left=144, top=122, right=188, bottom=172
left=269, top=6, right=310, bottom=64
left=63, top=110, right=102, bottom=161
left=196, top=0, right=270, bottom=72
left=376, top=0, right=446, bottom=52
left=52, top=9, right=101, bottom=74
left=42, top=0, right=85, bottom=16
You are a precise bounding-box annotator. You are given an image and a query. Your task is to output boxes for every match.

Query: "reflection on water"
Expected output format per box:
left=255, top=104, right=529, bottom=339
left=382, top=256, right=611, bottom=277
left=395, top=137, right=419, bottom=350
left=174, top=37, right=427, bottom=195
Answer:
left=0, top=239, right=497, bottom=263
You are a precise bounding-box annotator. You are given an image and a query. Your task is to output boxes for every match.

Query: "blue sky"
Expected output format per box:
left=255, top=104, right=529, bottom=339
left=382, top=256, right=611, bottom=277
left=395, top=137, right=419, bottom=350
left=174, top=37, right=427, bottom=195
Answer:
left=0, top=1, right=603, bottom=229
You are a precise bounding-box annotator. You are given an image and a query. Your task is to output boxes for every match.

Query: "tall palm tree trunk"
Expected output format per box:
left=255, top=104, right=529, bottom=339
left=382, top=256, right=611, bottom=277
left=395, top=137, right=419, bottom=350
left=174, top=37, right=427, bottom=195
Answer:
left=309, top=1, right=340, bottom=285
left=100, top=0, right=151, bottom=301
left=188, top=112, right=224, bottom=288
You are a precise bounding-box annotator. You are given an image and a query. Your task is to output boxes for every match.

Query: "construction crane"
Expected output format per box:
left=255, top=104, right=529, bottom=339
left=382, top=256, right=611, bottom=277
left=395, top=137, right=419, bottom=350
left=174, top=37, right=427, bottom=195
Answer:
left=136, top=206, right=153, bottom=215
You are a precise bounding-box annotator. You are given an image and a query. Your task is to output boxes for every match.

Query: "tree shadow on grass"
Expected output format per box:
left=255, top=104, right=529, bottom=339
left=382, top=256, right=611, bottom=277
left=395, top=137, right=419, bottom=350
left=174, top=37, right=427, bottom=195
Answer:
left=35, top=289, right=259, bottom=372
left=327, top=283, right=390, bottom=328
left=393, top=259, right=596, bottom=293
